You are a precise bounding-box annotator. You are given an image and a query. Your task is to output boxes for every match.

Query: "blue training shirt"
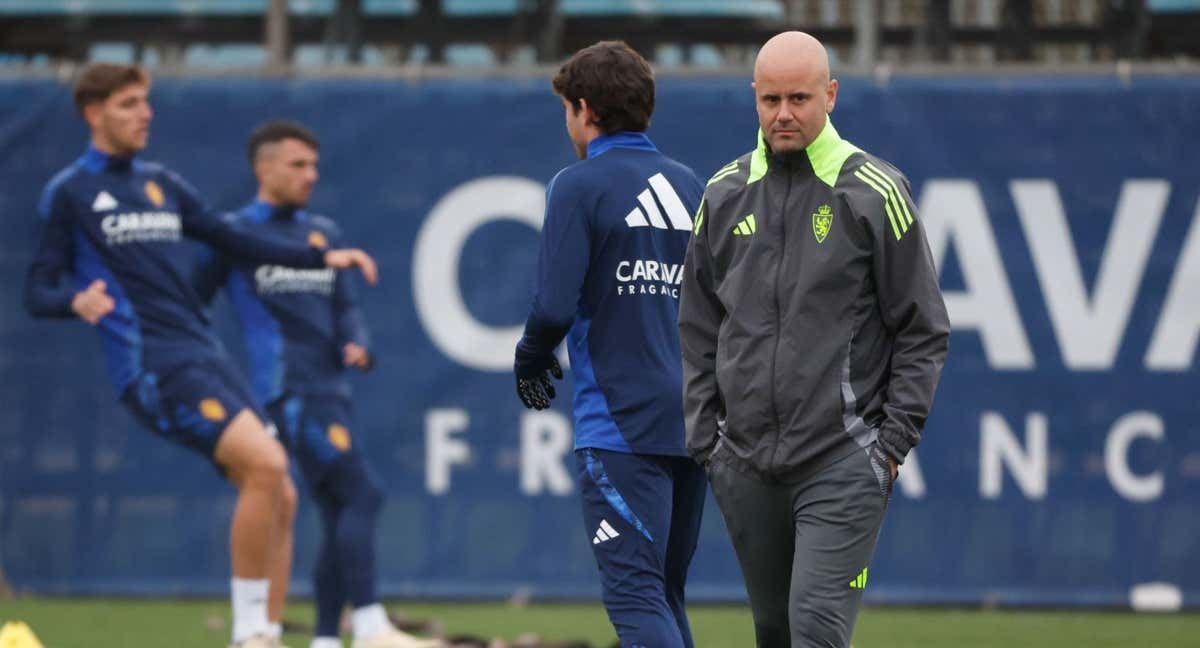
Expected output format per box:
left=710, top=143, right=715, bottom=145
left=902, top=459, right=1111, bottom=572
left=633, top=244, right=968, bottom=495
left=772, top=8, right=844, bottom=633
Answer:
left=517, top=132, right=703, bottom=456
left=23, top=146, right=327, bottom=395
left=192, top=200, right=369, bottom=406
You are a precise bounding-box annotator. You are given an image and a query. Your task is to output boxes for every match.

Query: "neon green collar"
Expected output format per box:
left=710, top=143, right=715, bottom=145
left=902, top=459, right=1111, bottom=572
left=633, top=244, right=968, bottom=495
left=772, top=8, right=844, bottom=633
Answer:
left=749, top=116, right=860, bottom=187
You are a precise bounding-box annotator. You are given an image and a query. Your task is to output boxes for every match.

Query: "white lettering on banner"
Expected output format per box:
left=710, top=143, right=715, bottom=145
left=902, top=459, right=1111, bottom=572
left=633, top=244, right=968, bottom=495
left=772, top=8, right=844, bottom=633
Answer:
left=413, top=176, right=546, bottom=371
left=980, top=411, right=1048, bottom=500
left=1011, top=180, right=1169, bottom=371
left=415, top=176, right=1199, bottom=372
left=1146, top=198, right=1200, bottom=370
left=418, top=408, right=1175, bottom=501
left=425, top=409, right=471, bottom=495
left=921, top=180, right=1034, bottom=370
left=917, top=179, right=1200, bottom=372
left=896, top=448, right=926, bottom=499
left=1105, top=411, right=1165, bottom=502
left=519, top=410, right=574, bottom=495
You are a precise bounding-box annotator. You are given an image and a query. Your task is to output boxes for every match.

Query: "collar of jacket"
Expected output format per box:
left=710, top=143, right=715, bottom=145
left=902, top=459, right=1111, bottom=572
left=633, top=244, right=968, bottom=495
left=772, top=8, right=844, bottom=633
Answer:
left=749, top=116, right=861, bottom=188
left=245, top=198, right=304, bottom=223
left=81, top=143, right=134, bottom=173
left=586, top=131, right=658, bottom=159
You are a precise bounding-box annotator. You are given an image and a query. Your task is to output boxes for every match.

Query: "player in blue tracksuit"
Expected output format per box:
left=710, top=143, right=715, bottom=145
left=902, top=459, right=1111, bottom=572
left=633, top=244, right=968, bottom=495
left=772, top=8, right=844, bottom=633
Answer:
left=514, top=42, right=706, bottom=648
left=193, top=121, right=438, bottom=648
left=23, top=64, right=377, bottom=648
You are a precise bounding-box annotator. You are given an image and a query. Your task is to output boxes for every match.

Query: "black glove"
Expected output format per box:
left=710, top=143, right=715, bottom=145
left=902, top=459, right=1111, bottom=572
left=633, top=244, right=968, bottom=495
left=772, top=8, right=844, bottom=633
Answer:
left=515, top=353, right=563, bottom=410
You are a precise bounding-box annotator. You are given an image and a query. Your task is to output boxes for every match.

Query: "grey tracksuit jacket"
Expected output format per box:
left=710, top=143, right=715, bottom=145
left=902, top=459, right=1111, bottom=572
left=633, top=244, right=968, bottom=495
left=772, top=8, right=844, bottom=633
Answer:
left=678, top=118, right=950, bottom=483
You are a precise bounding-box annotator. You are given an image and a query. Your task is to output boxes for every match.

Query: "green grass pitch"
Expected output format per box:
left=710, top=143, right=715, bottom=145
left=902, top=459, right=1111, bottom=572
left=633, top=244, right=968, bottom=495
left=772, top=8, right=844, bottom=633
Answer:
left=2, top=598, right=1198, bottom=647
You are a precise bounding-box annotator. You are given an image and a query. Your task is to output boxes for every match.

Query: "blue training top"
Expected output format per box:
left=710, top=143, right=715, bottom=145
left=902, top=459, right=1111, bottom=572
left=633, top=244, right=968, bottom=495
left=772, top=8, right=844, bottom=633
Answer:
left=192, top=200, right=369, bottom=406
left=24, top=145, right=327, bottom=394
left=516, top=132, right=703, bottom=456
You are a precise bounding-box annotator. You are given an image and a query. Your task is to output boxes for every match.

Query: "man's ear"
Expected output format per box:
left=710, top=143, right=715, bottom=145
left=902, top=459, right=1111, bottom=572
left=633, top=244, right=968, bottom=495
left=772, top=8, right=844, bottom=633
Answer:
left=578, top=98, right=598, bottom=127
left=252, top=144, right=276, bottom=184
left=253, top=158, right=270, bottom=185
left=82, top=102, right=103, bottom=129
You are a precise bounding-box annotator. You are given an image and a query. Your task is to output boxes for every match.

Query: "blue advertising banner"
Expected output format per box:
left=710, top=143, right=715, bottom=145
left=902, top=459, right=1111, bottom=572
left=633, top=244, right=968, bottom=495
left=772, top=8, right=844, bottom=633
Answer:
left=1, top=74, right=1198, bottom=606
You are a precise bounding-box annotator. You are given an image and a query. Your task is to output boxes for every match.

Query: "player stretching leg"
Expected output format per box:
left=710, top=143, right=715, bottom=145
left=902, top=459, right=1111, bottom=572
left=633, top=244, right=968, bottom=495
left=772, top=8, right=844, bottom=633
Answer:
left=23, top=64, right=377, bottom=648
left=193, top=120, right=440, bottom=648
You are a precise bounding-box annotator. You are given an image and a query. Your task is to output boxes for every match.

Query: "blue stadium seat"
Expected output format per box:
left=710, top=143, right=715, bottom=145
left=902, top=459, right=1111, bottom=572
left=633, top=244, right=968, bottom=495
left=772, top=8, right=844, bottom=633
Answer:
left=0, top=0, right=784, bottom=18
left=441, top=0, right=783, bottom=17
left=0, top=1, right=337, bottom=15
left=561, top=0, right=782, bottom=18
left=1148, top=0, right=1200, bottom=12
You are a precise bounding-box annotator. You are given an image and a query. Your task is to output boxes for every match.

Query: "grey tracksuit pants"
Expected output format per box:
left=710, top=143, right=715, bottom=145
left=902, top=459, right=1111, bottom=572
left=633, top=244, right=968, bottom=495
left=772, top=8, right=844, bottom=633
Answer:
left=707, top=444, right=894, bottom=648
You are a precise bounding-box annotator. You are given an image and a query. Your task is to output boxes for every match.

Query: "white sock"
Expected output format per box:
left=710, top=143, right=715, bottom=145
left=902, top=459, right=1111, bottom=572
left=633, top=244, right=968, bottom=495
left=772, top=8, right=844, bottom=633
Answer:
left=351, top=603, right=393, bottom=640
left=266, top=622, right=282, bottom=639
left=231, top=577, right=271, bottom=642
left=310, top=638, right=343, bottom=648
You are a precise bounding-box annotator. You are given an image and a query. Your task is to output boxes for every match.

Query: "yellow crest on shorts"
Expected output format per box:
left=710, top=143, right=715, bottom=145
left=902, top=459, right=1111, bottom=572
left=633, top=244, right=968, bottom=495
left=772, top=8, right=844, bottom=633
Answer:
left=199, top=398, right=227, bottom=422
left=308, top=231, right=328, bottom=248
left=327, top=423, right=351, bottom=451
left=144, top=180, right=165, bottom=207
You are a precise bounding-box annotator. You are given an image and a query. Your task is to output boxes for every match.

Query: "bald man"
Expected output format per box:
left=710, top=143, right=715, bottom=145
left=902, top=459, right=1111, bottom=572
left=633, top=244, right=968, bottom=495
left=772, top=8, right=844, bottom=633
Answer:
left=678, top=32, right=949, bottom=647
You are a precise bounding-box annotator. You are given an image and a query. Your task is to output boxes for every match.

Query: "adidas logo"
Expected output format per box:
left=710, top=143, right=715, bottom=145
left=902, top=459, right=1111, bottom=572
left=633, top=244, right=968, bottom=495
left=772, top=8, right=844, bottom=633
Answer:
left=92, top=191, right=118, bottom=212
left=733, top=214, right=757, bottom=236
left=592, top=519, right=620, bottom=545
left=849, top=566, right=869, bottom=589
left=624, top=173, right=693, bottom=231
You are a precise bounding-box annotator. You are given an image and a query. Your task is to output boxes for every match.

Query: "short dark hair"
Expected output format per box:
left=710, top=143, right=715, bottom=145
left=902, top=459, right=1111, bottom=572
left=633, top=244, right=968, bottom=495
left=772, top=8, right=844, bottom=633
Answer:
left=247, top=120, right=320, bottom=165
left=73, top=62, right=150, bottom=114
left=552, top=41, right=655, bottom=134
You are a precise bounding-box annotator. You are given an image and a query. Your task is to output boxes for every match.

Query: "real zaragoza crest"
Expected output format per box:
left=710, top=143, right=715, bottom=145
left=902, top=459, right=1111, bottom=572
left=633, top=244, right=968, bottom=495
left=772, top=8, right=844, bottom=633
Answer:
left=327, top=423, right=351, bottom=451
left=144, top=180, right=165, bottom=207
left=812, top=204, right=833, bottom=243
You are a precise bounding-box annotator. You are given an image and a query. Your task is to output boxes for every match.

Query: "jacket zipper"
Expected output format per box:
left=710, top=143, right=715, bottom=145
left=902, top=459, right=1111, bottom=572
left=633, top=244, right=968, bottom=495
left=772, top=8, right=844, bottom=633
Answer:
left=766, top=164, right=792, bottom=473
